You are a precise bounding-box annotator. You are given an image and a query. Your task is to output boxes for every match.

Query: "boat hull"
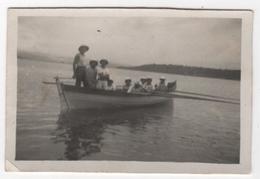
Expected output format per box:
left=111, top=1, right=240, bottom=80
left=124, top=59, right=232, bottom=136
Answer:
left=56, top=80, right=172, bottom=110
left=65, top=90, right=171, bottom=110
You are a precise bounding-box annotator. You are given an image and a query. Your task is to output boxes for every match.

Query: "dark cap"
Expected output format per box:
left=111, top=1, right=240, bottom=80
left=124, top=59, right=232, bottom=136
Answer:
left=89, top=60, right=98, bottom=65
left=78, top=45, right=89, bottom=52
left=100, top=59, right=109, bottom=65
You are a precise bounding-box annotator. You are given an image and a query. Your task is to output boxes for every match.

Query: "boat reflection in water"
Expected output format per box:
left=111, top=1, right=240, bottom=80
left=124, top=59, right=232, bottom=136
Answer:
left=53, top=101, right=174, bottom=160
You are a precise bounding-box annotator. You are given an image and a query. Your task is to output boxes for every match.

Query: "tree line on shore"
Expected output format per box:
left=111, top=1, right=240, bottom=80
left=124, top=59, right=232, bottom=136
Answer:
left=119, top=64, right=240, bottom=80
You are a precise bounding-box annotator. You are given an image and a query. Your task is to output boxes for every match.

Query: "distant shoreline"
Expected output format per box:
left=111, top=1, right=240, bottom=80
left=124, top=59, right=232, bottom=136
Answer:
left=18, top=56, right=71, bottom=65
left=17, top=50, right=120, bottom=67
left=118, top=64, right=240, bottom=81
left=17, top=50, right=71, bottom=64
left=18, top=50, right=240, bottom=81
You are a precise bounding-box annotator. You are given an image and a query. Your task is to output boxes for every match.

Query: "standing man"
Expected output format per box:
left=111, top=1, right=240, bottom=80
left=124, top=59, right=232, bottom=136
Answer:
left=96, top=59, right=110, bottom=90
left=72, top=45, right=90, bottom=87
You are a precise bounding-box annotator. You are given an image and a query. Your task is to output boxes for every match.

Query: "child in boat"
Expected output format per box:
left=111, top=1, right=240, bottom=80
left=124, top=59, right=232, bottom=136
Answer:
left=123, top=77, right=132, bottom=91
left=96, top=59, right=110, bottom=90
left=86, top=60, right=98, bottom=89
left=138, top=77, right=148, bottom=92
left=73, top=45, right=91, bottom=87
left=106, top=79, right=114, bottom=91
left=144, top=78, right=154, bottom=92
left=140, top=77, right=147, bottom=88
left=155, top=76, right=168, bottom=92
left=128, top=82, right=144, bottom=93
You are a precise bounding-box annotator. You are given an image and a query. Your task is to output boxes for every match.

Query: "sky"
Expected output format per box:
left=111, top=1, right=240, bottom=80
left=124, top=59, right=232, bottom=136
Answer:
left=18, top=16, right=241, bottom=69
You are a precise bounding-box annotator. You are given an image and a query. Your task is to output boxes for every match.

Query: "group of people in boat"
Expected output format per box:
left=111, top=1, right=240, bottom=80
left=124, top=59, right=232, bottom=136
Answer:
left=73, top=45, right=176, bottom=93
left=122, top=76, right=170, bottom=93
left=72, top=45, right=110, bottom=90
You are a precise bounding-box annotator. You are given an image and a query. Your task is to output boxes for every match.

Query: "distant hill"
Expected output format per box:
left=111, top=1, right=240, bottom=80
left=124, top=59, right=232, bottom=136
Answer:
left=17, top=50, right=121, bottom=67
left=118, top=64, right=240, bottom=80
left=17, top=50, right=70, bottom=64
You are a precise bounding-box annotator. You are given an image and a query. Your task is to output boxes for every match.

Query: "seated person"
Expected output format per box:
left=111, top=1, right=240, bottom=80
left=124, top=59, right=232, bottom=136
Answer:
left=123, top=77, right=132, bottom=91
left=128, top=82, right=144, bottom=93
left=144, top=78, right=154, bottom=92
left=140, top=77, right=147, bottom=88
left=106, top=79, right=114, bottom=91
left=155, top=76, right=168, bottom=92
left=85, top=60, right=98, bottom=89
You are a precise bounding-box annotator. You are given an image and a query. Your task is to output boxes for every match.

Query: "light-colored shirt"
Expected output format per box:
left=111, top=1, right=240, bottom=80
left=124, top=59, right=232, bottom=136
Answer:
left=97, top=67, right=110, bottom=80
left=74, top=53, right=90, bottom=67
left=141, top=82, right=147, bottom=88
left=127, top=84, right=143, bottom=93
left=144, top=84, right=154, bottom=92
left=123, top=84, right=131, bottom=92
left=106, top=85, right=114, bottom=91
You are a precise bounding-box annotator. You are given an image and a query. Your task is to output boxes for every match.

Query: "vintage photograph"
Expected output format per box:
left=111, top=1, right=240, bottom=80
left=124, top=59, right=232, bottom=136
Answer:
left=6, top=8, right=253, bottom=173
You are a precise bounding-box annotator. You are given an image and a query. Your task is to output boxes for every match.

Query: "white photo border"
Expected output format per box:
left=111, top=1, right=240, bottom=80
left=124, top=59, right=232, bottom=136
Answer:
left=5, top=7, right=253, bottom=173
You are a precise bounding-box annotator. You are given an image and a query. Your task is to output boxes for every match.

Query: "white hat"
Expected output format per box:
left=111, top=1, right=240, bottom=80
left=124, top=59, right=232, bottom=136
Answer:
left=125, top=77, right=131, bottom=81
left=160, top=76, right=166, bottom=80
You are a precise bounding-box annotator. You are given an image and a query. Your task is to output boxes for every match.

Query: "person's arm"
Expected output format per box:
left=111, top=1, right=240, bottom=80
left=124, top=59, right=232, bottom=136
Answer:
left=72, top=54, right=79, bottom=78
left=127, top=85, right=134, bottom=93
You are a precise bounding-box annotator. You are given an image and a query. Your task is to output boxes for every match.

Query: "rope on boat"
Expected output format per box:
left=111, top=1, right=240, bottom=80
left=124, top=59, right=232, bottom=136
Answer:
left=55, top=77, right=71, bottom=111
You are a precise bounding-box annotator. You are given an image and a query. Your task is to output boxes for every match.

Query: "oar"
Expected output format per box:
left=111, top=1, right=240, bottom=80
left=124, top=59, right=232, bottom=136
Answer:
left=42, top=76, right=73, bottom=85
left=42, top=81, right=56, bottom=85
left=152, top=92, right=240, bottom=105
left=58, top=77, right=73, bottom=80
left=175, top=90, right=239, bottom=101
left=174, top=93, right=239, bottom=105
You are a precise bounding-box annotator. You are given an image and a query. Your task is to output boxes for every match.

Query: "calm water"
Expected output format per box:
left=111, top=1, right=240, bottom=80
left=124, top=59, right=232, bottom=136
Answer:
left=16, top=58, right=240, bottom=163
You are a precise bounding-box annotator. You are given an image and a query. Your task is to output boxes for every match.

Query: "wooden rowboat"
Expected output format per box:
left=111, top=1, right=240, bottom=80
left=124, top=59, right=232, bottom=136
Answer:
left=55, top=77, right=173, bottom=111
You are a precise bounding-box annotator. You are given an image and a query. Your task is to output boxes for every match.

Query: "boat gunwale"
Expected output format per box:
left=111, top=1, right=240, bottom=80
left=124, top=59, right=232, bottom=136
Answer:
left=61, top=84, right=169, bottom=98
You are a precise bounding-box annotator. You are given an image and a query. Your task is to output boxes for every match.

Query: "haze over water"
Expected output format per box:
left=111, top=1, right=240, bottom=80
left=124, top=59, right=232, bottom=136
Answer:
left=16, top=58, right=240, bottom=163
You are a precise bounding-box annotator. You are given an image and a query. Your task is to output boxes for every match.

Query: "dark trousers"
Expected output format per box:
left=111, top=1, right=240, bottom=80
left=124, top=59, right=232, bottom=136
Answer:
left=75, top=66, right=87, bottom=87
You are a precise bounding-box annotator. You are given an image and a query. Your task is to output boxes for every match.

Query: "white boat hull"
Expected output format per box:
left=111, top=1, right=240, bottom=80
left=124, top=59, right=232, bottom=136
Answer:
left=64, top=90, right=171, bottom=110
left=56, top=79, right=172, bottom=110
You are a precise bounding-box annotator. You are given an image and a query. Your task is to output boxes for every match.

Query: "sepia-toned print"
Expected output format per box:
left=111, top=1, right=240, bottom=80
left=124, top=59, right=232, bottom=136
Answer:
left=6, top=8, right=253, bottom=173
